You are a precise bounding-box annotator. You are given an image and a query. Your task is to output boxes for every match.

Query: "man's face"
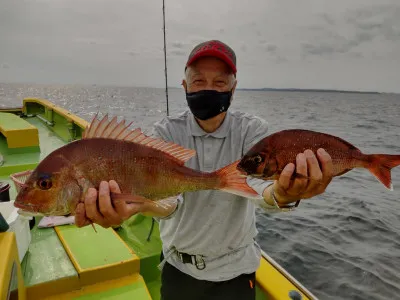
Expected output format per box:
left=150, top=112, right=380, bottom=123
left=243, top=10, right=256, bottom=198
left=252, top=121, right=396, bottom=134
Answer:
left=184, top=57, right=236, bottom=93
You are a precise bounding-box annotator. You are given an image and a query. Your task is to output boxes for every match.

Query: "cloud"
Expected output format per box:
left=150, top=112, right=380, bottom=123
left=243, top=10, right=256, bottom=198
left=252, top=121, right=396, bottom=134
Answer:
left=170, top=49, right=186, bottom=56
left=299, top=4, right=400, bottom=60
left=171, top=41, right=185, bottom=49
left=258, top=42, right=286, bottom=63
left=0, top=0, right=399, bottom=92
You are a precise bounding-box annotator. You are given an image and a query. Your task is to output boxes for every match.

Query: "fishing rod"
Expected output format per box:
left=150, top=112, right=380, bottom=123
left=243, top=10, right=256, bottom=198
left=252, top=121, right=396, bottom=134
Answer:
left=162, top=0, right=169, bottom=116
left=147, top=0, right=169, bottom=242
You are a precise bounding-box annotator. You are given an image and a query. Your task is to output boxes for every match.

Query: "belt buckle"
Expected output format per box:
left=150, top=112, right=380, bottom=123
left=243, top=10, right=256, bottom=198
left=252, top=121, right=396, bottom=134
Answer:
left=194, top=255, right=206, bottom=270
left=176, top=251, right=206, bottom=270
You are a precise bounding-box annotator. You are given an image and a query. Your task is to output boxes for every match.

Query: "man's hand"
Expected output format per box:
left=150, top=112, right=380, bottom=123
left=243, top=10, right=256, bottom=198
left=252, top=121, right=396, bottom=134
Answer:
left=75, top=180, right=143, bottom=228
left=272, top=148, right=334, bottom=204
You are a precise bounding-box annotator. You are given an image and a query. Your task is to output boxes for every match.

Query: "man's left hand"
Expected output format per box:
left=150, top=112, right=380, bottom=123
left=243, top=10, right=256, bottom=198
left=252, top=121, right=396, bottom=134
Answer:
left=272, top=148, right=334, bottom=204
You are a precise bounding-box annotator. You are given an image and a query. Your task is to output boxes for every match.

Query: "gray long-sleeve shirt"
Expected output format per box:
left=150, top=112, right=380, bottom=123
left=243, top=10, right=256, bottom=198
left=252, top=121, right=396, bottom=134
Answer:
left=152, top=109, right=272, bottom=281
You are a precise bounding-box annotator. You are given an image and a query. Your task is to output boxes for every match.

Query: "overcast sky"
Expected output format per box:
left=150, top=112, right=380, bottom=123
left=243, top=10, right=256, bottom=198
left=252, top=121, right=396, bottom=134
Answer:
left=0, top=0, right=399, bottom=93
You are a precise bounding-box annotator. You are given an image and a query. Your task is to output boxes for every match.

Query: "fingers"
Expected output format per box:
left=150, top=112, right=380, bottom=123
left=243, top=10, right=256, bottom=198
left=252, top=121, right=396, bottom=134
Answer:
left=109, top=180, right=141, bottom=220
left=274, top=148, right=334, bottom=203
left=109, top=180, right=126, bottom=215
left=109, top=180, right=122, bottom=194
left=275, top=163, right=296, bottom=204
left=317, top=148, right=334, bottom=186
left=85, top=187, right=110, bottom=228
left=75, top=202, right=92, bottom=227
left=277, top=163, right=295, bottom=191
left=75, top=179, right=163, bottom=229
left=291, top=153, right=308, bottom=193
left=98, top=181, right=123, bottom=226
left=304, top=149, right=323, bottom=193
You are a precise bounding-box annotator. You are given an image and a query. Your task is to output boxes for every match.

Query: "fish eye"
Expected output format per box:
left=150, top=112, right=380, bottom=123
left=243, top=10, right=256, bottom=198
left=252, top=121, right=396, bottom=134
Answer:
left=253, top=155, right=262, bottom=163
left=37, top=178, right=52, bottom=190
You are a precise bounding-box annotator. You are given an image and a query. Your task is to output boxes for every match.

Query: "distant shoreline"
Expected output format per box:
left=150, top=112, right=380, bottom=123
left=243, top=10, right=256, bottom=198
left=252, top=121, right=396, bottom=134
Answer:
left=0, top=82, right=388, bottom=94
left=237, top=88, right=381, bottom=94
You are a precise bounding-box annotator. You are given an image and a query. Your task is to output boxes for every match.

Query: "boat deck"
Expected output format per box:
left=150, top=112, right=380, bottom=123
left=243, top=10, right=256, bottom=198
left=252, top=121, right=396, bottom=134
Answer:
left=0, top=98, right=316, bottom=300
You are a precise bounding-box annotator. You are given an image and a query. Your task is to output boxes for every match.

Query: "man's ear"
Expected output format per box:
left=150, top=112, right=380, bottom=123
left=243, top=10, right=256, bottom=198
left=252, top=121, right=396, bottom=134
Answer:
left=232, top=79, right=237, bottom=94
left=182, top=79, right=188, bottom=92
left=230, top=79, right=238, bottom=102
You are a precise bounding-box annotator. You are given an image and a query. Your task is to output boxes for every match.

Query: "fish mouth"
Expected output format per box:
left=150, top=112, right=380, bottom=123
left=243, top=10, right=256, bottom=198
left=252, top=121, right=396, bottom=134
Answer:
left=248, top=173, right=266, bottom=178
left=13, top=201, right=39, bottom=210
left=16, top=207, right=69, bottom=217
left=14, top=202, right=44, bottom=216
left=237, top=163, right=261, bottom=177
left=236, top=164, right=248, bottom=174
left=17, top=209, right=45, bottom=217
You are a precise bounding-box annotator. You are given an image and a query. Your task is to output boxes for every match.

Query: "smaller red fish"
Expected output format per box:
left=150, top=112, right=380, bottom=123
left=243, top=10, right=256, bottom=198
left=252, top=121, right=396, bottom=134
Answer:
left=237, top=129, right=400, bottom=190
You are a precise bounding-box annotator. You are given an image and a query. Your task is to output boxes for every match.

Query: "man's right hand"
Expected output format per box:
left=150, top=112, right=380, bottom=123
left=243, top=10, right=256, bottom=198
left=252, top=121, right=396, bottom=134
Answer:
left=75, top=180, right=143, bottom=228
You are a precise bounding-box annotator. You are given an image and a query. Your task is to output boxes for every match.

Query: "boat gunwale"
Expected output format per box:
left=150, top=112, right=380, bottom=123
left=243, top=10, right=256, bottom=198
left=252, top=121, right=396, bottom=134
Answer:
left=261, top=249, right=318, bottom=299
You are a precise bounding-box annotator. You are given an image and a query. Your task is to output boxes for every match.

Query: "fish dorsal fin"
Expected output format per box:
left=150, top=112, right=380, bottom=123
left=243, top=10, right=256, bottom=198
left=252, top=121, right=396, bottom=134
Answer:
left=83, top=113, right=196, bottom=164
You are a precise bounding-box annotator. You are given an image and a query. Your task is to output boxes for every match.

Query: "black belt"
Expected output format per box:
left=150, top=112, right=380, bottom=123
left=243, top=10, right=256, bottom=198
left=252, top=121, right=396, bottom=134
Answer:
left=176, top=250, right=206, bottom=270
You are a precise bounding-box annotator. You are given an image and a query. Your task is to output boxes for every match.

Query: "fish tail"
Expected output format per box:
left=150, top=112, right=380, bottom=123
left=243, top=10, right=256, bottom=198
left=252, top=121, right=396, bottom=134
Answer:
left=214, top=160, right=261, bottom=198
left=367, top=154, right=400, bottom=191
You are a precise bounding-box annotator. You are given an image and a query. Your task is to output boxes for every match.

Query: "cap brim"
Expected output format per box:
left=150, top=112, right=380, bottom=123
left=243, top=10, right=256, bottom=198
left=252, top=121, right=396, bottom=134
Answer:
left=186, top=49, right=237, bottom=74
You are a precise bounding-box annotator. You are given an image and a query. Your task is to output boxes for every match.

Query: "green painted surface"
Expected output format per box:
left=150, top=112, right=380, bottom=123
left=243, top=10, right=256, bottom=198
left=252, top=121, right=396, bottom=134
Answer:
left=0, top=117, right=66, bottom=176
left=256, top=286, right=269, bottom=300
left=72, top=279, right=151, bottom=300
left=116, top=215, right=162, bottom=283
left=145, top=279, right=161, bottom=300
left=0, top=113, right=35, bottom=130
left=57, top=224, right=135, bottom=269
left=24, top=102, right=45, bottom=116
left=3, top=146, right=40, bottom=155
left=20, top=218, right=78, bottom=287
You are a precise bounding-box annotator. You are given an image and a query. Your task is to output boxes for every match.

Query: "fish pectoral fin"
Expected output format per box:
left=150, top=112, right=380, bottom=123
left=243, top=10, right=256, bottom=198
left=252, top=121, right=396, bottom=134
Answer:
left=153, top=196, right=179, bottom=210
left=110, top=193, right=179, bottom=215
left=140, top=196, right=179, bottom=217
left=110, top=192, right=152, bottom=204
left=335, top=169, right=351, bottom=177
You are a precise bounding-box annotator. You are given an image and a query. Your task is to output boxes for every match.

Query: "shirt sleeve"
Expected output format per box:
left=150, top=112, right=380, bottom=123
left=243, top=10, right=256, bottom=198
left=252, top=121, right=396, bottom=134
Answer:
left=151, top=117, right=175, bottom=142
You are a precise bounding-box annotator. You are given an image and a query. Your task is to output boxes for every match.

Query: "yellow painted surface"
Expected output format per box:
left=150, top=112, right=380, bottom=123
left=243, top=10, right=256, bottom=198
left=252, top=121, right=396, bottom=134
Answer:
left=0, top=107, right=22, bottom=113
left=23, top=98, right=89, bottom=129
left=42, top=274, right=152, bottom=300
left=26, top=276, right=81, bottom=300
left=0, top=232, right=27, bottom=300
left=256, top=257, right=311, bottom=300
left=0, top=113, right=39, bottom=148
left=55, top=225, right=140, bottom=287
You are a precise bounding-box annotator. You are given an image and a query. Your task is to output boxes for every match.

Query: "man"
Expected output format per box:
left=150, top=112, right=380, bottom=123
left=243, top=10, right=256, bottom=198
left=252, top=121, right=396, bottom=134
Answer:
left=75, top=40, right=334, bottom=299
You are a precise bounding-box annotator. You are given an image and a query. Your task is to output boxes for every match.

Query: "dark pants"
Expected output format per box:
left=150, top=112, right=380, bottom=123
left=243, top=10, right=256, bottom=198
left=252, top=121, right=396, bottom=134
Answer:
left=160, top=253, right=256, bottom=300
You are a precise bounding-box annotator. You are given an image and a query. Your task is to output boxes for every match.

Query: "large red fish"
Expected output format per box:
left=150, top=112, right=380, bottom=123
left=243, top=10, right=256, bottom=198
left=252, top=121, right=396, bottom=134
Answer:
left=14, top=114, right=260, bottom=217
left=237, top=129, right=400, bottom=190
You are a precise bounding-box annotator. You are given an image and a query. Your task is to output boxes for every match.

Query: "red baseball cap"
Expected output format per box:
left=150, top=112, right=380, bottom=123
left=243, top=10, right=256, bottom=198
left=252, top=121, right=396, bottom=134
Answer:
left=185, top=40, right=237, bottom=74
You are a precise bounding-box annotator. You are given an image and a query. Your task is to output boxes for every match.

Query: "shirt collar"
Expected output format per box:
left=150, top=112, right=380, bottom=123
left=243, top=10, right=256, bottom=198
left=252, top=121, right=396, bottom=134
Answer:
left=187, top=110, right=231, bottom=138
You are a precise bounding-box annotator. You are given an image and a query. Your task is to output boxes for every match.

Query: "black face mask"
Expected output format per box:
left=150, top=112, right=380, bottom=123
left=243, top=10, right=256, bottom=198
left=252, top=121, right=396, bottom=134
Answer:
left=186, top=90, right=232, bottom=121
